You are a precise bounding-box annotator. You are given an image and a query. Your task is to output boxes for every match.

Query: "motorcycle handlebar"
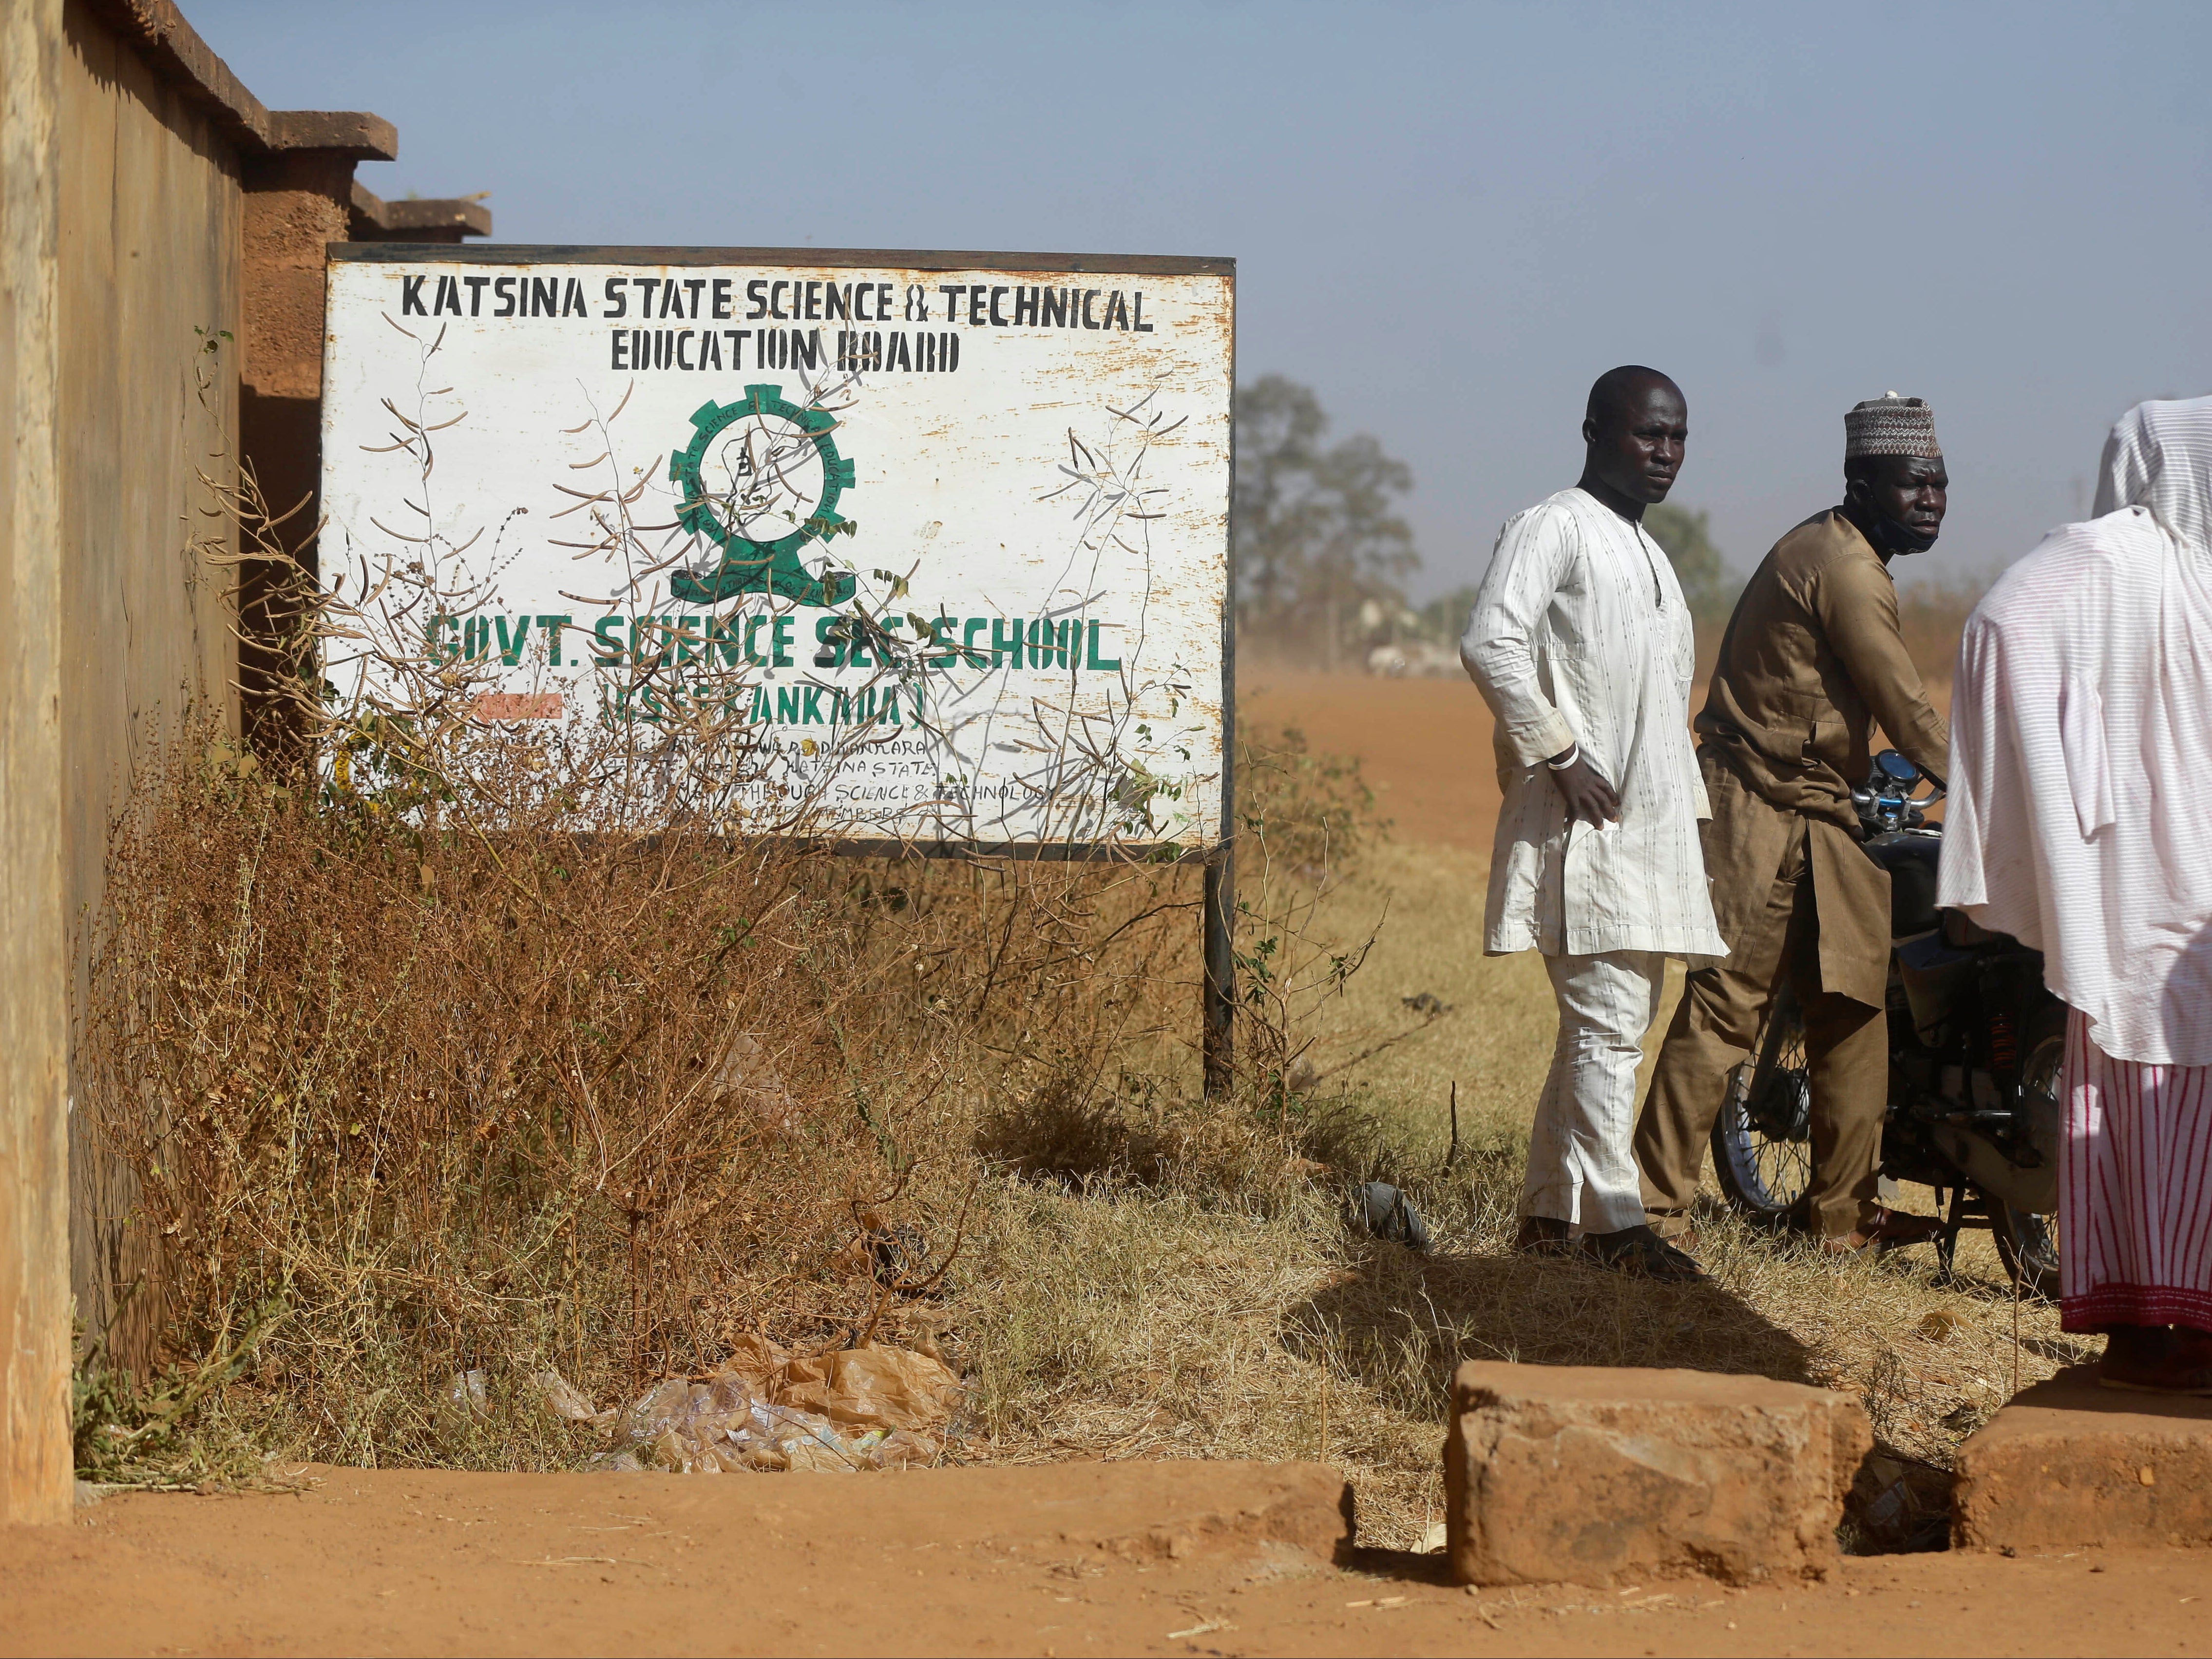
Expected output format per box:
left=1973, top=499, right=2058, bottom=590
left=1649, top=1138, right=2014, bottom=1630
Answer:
left=1856, top=749, right=1941, bottom=837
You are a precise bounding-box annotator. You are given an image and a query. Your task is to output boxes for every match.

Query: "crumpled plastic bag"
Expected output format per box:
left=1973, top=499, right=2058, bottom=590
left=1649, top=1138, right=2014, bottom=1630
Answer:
left=528, top=1369, right=608, bottom=1427
left=591, top=1387, right=938, bottom=1474
left=435, top=1369, right=489, bottom=1441
left=775, top=1344, right=963, bottom=1432
left=719, top=1332, right=791, bottom=1394
left=1349, top=1180, right=1432, bottom=1253
left=580, top=1341, right=959, bottom=1475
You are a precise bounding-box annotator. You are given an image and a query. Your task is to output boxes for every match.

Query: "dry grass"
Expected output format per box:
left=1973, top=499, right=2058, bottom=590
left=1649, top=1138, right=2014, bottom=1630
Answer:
left=1122, top=827, right=2085, bottom=1546
left=72, top=714, right=1371, bottom=1482
left=862, top=810, right=2084, bottom=1552
left=78, top=701, right=2077, bottom=1552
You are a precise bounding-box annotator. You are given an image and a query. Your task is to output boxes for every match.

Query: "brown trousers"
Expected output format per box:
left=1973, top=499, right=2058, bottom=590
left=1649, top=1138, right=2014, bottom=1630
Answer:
left=1634, top=811, right=1889, bottom=1240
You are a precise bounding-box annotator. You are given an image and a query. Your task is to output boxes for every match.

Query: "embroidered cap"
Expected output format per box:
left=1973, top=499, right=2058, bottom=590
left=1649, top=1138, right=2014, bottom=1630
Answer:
left=1845, top=392, right=1942, bottom=460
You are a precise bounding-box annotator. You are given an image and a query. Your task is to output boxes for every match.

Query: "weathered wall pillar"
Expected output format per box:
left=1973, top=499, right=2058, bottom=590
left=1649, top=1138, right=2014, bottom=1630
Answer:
left=239, top=124, right=393, bottom=755
left=1, top=0, right=75, bottom=1526
left=235, top=125, right=492, bottom=755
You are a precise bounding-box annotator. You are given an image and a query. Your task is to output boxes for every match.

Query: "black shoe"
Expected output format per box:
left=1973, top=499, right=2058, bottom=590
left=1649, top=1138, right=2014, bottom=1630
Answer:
left=1820, top=1207, right=1945, bottom=1255
left=2099, top=1326, right=2212, bottom=1395
left=1646, top=1211, right=1701, bottom=1254
left=1579, top=1224, right=1708, bottom=1282
left=1513, top=1215, right=1571, bottom=1257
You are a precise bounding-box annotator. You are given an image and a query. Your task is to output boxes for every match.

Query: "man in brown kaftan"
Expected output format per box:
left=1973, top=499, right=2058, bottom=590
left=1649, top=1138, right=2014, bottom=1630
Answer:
left=1633, top=396, right=1953, bottom=1252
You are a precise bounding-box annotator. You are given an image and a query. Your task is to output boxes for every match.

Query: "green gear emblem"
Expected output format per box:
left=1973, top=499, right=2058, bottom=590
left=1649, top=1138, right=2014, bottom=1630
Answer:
left=667, top=384, right=856, bottom=606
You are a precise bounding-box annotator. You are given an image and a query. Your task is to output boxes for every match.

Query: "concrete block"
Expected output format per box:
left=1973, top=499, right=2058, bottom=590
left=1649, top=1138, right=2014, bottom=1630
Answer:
left=1443, top=1361, right=1871, bottom=1587
left=1954, top=1364, right=2212, bottom=1552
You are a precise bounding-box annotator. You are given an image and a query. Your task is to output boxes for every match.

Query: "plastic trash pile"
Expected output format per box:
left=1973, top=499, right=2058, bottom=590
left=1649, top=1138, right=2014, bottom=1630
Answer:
left=529, top=1333, right=965, bottom=1475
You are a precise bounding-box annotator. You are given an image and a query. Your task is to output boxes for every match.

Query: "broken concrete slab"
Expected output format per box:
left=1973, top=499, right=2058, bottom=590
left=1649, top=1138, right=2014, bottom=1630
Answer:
left=1954, top=1364, right=2212, bottom=1552
left=1443, top=1361, right=1870, bottom=1588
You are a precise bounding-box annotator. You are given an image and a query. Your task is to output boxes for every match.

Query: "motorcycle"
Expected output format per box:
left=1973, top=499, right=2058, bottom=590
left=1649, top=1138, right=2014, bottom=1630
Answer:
left=1710, top=750, right=2064, bottom=1295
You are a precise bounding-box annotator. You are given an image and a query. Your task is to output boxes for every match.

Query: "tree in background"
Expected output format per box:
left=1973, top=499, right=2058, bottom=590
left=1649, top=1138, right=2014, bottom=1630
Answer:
left=1235, top=376, right=1419, bottom=668
left=1234, top=380, right=1736, bottom=664
left=1642, top=502, right=1738, bottom=624
left=1419, top=582, right=1475, bottom=635
left=1364, top=507, right=1737, bottom=667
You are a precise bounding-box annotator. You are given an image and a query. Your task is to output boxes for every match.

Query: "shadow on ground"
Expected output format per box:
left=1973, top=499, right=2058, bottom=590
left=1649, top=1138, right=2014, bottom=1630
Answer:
left=1297, top=1243, right=1821, bottom=1396
left=1343, top=1545, right=1457, bottom=1585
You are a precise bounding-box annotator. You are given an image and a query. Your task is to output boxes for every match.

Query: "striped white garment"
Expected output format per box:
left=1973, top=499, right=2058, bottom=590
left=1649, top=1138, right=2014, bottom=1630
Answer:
left=1523, top=949, right=1663, bottom=1233
left=1938, top=396, right=2212, bottom=1066
left=2062, top=1010, right=2212, bottom=1334
left=1461, top=487, right=1724, bottom=959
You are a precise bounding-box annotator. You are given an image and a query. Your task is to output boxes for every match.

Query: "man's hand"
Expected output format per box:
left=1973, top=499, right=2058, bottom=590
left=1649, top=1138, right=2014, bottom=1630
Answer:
left=1548, top=751, right=1621, bottom=827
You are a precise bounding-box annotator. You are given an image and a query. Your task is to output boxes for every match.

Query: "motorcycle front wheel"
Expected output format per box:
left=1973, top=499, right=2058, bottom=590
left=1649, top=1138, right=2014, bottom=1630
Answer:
left=1988, top=1009, right=2066, bottom=1303
left=1710, top=987, right=1814, bottom=1229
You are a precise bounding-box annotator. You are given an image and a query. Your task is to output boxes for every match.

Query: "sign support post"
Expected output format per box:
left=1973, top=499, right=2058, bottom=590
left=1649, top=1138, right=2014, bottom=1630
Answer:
left=1201, top=845, right=1234, bottom=1099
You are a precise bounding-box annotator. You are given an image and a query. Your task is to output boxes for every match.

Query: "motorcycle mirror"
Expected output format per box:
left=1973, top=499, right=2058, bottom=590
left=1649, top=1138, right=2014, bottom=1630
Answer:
left=1874, top=750, right=1919, bottom=785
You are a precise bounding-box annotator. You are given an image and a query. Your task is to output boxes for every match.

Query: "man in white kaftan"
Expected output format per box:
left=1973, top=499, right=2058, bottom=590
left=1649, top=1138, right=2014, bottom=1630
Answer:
left=1462, top=367, right=1725, bottom=1280
left=1940, top=395, right=2212, bottom=1392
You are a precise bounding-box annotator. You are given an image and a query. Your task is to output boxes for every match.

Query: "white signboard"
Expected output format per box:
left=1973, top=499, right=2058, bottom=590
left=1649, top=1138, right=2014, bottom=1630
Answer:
left=318, top=247, right=1233, bottom=853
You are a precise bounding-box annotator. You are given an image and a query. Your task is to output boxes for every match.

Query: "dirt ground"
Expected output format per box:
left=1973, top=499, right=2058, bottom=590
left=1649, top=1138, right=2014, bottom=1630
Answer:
left=7, top=1463, right=2208, bottom=1658
left=1241, top=668, right=1506, bottom=852
left=1238, top=666, right=1954, bottom=853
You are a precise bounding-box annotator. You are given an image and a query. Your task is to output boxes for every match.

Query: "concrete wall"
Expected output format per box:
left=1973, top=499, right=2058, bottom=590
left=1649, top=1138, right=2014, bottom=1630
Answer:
left=2, top=0, right=76, bottom=1529
left=0, top=3, right=492, bottom=1509
left=0, top=0, right=493, bottom=1518
left=58, top=6, right=246, bottom=1363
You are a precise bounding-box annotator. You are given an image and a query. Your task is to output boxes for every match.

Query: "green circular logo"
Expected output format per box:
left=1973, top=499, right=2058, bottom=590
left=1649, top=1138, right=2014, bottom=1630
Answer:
left=668, top=384, right=856, bottom=606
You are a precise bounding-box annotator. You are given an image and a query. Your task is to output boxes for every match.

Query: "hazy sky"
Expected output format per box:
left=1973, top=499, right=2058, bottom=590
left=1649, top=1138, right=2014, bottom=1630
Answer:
left=193, top=0, right=2212, bottom=600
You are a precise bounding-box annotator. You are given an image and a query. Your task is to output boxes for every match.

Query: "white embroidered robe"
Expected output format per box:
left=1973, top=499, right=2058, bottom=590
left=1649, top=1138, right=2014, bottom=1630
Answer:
left=1461, top=487, right=1724, bottom=960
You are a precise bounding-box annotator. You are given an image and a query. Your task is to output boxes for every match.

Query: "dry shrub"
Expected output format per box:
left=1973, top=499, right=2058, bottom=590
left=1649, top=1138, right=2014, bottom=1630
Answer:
left=89, top=735, right=957, bottom=1466
left=1234, top=722, right=1383, bottom=876
left=78, top=704, right=1391, bottom=1475
left=89, top=357, right=2060, bottom=1538
left=967, top=720, right=1390, bottom=1194
left=971, top=1069, right=1292, bottom=1197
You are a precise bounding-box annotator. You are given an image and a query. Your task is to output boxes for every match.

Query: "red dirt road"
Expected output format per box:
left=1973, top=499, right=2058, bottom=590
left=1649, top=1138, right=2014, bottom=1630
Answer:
left=1240, top=667, right=1956, bottom=851
left=1241, top=670, right=1504, bottom=852
left=5, top=1463, right=2206, bottom=1658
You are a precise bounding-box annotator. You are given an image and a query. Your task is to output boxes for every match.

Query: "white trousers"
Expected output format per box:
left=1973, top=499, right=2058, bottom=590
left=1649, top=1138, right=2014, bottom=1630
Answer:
left=1522, top=949, right=1663, bottom=1234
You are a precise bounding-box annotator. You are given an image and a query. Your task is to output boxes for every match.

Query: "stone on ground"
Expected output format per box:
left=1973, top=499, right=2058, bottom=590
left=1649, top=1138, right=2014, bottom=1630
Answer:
left=1954, top=1363, right=2212, bottom=1552
left=1443, top=1360, right=1871, bottom=1587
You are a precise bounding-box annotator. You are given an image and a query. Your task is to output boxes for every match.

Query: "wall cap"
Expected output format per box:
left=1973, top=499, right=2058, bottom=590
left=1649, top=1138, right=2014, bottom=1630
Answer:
left=349, top=182, right=492, bottom=237
left=81, top=0, right=398, bottom=159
